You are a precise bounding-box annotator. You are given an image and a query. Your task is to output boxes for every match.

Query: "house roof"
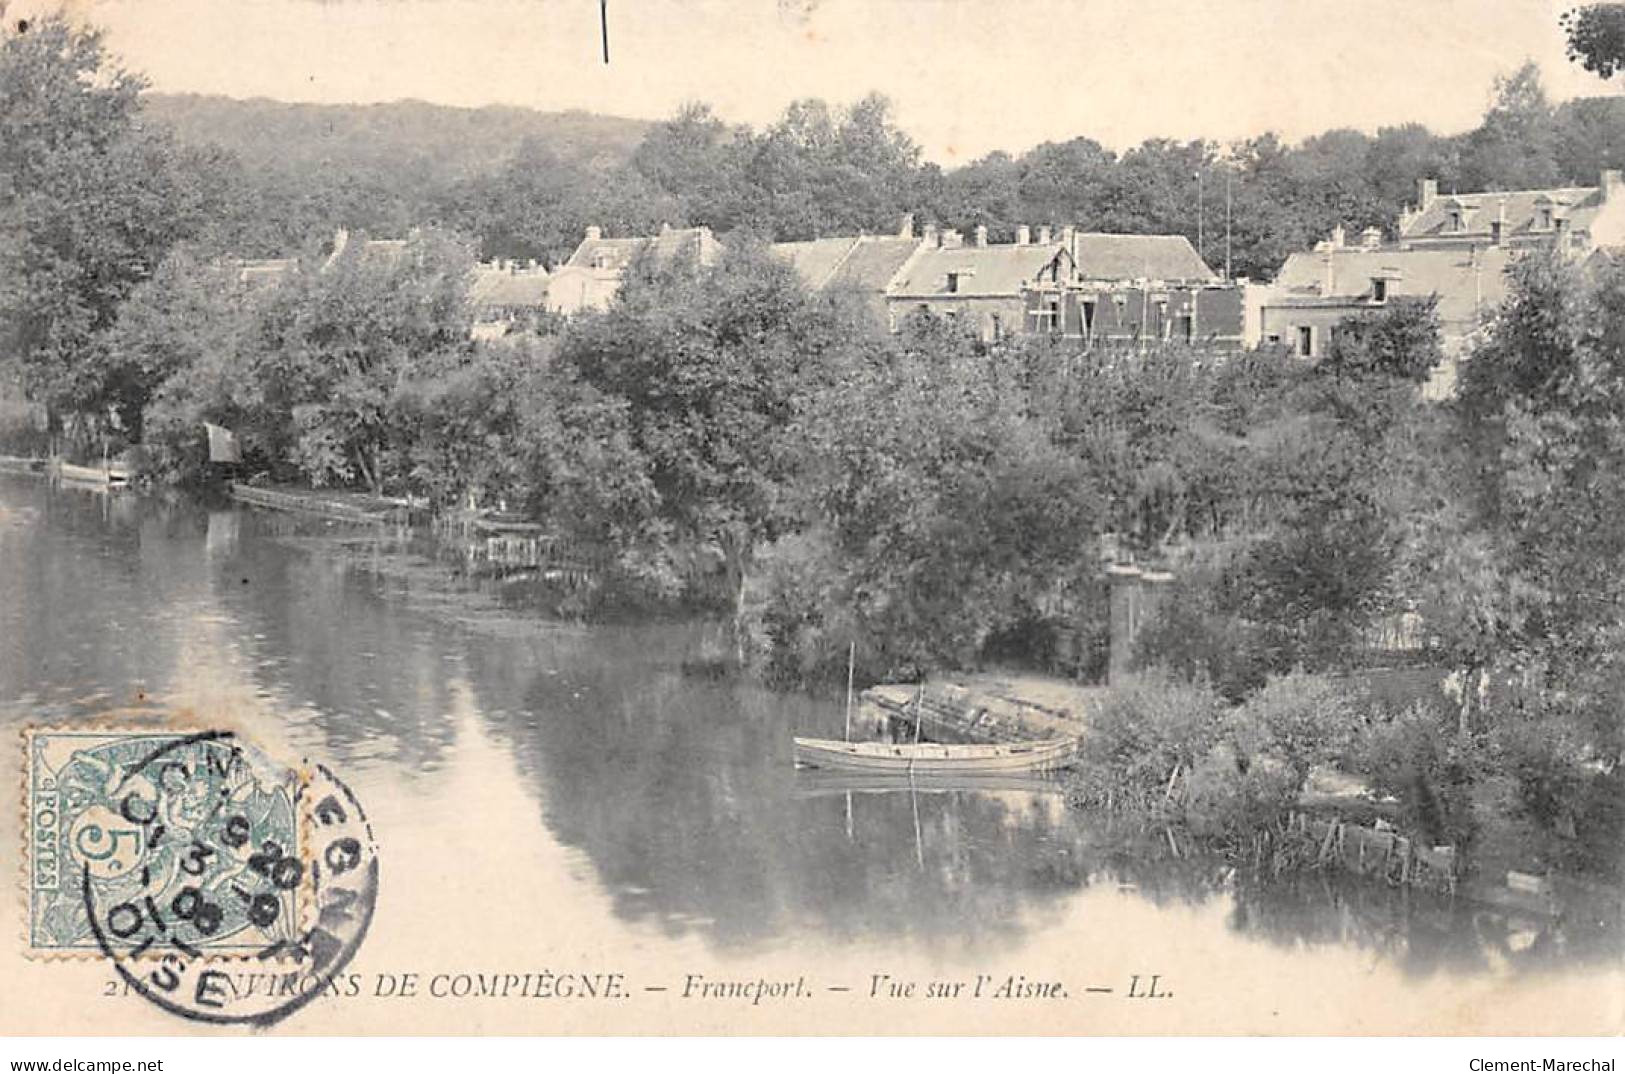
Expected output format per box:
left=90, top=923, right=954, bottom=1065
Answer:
left=1270, top=244, right=1517, bottom=332
left=1071, top=233, right=1216, bottom=282
left=888, top=242, right=1067, bottom=297
left=771, top=237, right=861, bottom=289
left=829, top=236, right=922, bottom=292
left=1402, top=185, right=1603, bottom=242
left=563, top=225, right=722, bottom=272
left=469, top=263, right=551, bottom=308
left=771, top=235, right=924, bottom=294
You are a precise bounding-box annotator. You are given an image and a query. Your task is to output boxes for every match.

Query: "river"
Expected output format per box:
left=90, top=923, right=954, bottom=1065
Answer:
left=0, top=475, right=1618, bottom=1034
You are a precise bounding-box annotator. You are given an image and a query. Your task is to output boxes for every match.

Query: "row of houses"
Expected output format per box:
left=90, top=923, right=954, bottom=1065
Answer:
left=1252, top=170, right=1625, bottom=395
left=527, top=216, right=1244, bottom=348
left=232, top=168, right=1625, bottom=397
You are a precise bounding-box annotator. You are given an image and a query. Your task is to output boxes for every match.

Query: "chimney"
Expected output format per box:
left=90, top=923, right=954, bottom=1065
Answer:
left=1060, top=225, right=1076, bottom=252
left=1330, top=224, right=1346, bottom=249
left=331, top=227, right=350, bottom=258
left=1603, top=169, right=1624, bottom=202
left=923, top=222, right=939, bottom=247
left=898, top=212, right=915, bottom=239
left=1361, top=226, right=1382, bottom=249
left=659, top=222, right=673, bottom=235
left=1038, top=225, right=1052, bottom=245
left=585, top=225, right=602, bottom=241
left=1016, top=225, right=1031, bottom=246
left=940, top=229, right=963, bottom=250
left=974, top=225, right=988, bottom=247
left=1419, top=178, right=1438, bottom=209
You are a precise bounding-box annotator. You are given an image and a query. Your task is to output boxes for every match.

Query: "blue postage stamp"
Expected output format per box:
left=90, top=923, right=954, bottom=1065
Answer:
left=24, top=728, right=307, bottom=957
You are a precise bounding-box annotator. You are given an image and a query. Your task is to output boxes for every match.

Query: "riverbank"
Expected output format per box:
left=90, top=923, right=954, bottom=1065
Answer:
left=858, top=667, right=1620, bottom=917
left=32, top=466, right=1625, bottom=912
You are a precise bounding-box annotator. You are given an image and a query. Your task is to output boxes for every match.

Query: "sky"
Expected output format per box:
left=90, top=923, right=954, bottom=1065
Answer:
left=9, top=0, right=1619, bottom=162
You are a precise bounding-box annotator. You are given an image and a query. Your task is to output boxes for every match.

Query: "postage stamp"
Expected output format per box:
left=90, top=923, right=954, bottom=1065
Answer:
left=24, top=727, right=307, bottom=957
left=24, top=726, right=382, bottom=1025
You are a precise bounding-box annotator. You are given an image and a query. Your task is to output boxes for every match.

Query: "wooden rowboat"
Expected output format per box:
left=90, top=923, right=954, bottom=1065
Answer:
left=792, top=735, right=1076, bottom=775
left=791, top=769, right=1066, bottom=799
left=53, top=460, right=131, bottom=489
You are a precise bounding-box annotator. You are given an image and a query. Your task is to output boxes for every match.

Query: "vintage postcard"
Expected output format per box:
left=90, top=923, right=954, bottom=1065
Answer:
left=0, top=0, right=1621, bottom=1041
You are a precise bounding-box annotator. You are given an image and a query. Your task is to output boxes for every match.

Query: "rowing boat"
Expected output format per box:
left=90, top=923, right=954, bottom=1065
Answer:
left=791, top=735, right=1076, bottom=774
left=53, top=460, right=131, bottom=488
left=791, top=769, right=1066, bottom=799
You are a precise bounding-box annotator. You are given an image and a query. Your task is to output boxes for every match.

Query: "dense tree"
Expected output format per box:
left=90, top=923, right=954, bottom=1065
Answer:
left=1563, top=3, right=1625, bottom=80
left=138, top=228, right=478, bottom=491
left=102, top=248, right=256, bottom=448
left=552, top=240, right=872, bottom=631
left=631, top=102, right=747, bottom=231
left=97, top=57, right=1625, bottom=288
left=437, top=137, right=680, bottom=265
left=1458, top=62, right=1561, bottom=191
left=1449, top=254, right=1625, bottom=740
left=0, top=17, right=234, bottom=444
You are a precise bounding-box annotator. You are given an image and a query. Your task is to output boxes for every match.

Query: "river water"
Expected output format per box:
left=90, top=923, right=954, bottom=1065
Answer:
left=0, top=475, right=1618, bottom=1034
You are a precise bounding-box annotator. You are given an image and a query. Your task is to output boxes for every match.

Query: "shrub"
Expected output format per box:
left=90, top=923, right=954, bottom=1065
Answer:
left=1182, top=743, right=1301, bottom=843
left=1348, top=701, right=1480, bottom=851
left=1071, top=672, right=1226, bottom=810
left=1131, top=553, right=1278, bottom=701
left=1224, top=671, right=1368, bottom=787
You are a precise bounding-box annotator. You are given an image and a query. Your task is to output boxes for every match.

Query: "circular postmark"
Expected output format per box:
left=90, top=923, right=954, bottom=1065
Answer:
left=71, top=730, right=379, bottom=1026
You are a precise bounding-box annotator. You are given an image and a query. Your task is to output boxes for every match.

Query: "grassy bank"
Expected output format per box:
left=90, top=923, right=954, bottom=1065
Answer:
left=1059, top=670, right=1622, bottom=890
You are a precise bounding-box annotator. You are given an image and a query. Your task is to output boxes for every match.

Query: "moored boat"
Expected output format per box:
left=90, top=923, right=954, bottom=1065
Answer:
left=792, top=735, right=1076, bottom=774
left=53, top=460, right=131, bottom=488
left=791, top=768, right=1066, bottom=799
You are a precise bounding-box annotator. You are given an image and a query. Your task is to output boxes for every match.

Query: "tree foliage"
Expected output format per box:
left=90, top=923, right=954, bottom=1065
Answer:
left=1564, top=3, right=1625, bottom=80
left=0, top=17, right=233, bottom=440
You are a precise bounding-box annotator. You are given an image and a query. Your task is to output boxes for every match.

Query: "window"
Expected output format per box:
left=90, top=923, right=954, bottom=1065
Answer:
left=1536, top=207, right=1553, bottom=230
left=946, top=272, right=961, bottom=294
left=1297, top=325, right=1314, bottom=357
left=1490, top=221, right=1503, bottom=245
left=1176, top=314, right=1195, bottom=342
left=1448, top=209, right=1464, bottom=232
left=1030, top=296, right=1062, bottom=336
left=1371, top=278, right=1387, bottom=304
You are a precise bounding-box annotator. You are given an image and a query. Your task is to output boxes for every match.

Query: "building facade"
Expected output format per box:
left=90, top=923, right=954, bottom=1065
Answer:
left=885, top=226, right=1077, bottom=341
left=469, top=259, right=551, bottom=341
left=1253, top=226, right=1515, bottom=397
left=1398, top=171, right=1625, bottom=255
left=547, top=224, right=723, bottom=315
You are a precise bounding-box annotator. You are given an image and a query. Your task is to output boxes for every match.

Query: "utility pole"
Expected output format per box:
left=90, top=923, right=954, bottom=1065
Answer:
left=1224, top=165, right=1233, bottom=281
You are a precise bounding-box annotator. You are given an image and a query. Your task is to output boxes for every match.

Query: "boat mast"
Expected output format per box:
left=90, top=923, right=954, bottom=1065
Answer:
left=843, top=640, right=855, bottom=742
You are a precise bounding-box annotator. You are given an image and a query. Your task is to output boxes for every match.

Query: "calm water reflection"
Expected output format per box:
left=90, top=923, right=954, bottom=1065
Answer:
left=1, top=476, right=1617, bottom=1004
